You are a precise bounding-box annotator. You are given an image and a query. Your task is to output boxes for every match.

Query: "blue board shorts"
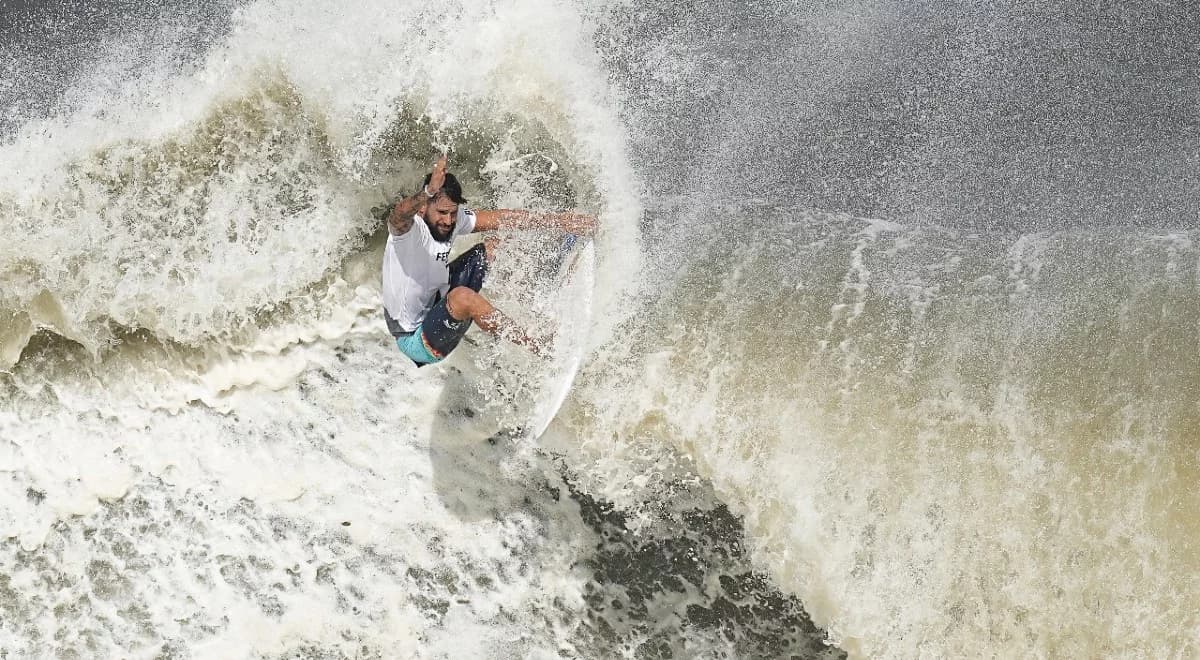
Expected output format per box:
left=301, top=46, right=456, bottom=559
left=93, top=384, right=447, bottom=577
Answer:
left=386, top=243, right=487, bottom=367
left=393, top=297, right=470, bottom=365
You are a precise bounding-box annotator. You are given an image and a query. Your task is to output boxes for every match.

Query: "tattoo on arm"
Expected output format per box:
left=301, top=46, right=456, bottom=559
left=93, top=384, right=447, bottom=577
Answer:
left=387, top=191, right=425, bottom=235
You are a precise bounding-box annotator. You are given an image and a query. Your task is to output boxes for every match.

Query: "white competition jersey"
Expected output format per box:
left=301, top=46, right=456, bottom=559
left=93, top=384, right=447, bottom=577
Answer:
left=382, top=207, right=477, bottom=332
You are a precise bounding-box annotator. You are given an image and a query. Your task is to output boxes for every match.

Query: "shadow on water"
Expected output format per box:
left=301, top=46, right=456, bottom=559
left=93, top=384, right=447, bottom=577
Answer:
left=423, top=343, right=844, bottom=658
left=424, top=354, right=533, bottom=525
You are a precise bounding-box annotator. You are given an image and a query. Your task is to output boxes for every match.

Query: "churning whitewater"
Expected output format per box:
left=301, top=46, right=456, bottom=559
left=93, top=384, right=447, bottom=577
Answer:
left=3, top=0, right=1200, bottom=657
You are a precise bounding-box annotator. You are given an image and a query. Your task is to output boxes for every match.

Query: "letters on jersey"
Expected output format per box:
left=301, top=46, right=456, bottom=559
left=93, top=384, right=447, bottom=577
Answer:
left=381, top=208, right=477, bottom=332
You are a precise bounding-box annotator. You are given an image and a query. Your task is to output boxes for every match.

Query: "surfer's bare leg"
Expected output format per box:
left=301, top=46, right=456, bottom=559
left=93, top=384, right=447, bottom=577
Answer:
left=445, top=286, right=547, bottom=355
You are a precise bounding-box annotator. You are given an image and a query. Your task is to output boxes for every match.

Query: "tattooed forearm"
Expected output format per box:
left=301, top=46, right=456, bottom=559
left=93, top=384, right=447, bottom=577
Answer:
left=387, top=191, right=426, bottom=235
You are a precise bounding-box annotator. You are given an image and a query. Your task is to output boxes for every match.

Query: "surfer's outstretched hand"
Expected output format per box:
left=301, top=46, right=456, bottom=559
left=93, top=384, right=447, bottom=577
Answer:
left=557, top=212, right=597, bottom=236
left=427, top=154, right=448, bottom=197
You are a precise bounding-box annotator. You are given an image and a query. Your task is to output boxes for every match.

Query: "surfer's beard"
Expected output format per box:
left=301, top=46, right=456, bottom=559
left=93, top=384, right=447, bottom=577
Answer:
left=427, top=219, right=456, bottom=243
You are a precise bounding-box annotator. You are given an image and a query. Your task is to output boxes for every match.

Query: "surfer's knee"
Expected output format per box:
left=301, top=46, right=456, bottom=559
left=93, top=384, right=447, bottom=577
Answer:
left=446, top=286, right=492, bottom=321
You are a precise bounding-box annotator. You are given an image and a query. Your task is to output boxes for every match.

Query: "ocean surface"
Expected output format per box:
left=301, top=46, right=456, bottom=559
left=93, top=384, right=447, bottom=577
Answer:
left=2, top=0, right=1198, bottom=657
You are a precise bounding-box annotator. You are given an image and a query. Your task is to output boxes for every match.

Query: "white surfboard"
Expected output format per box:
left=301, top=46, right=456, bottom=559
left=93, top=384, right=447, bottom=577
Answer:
left=525, top=239, right=594, bottom=439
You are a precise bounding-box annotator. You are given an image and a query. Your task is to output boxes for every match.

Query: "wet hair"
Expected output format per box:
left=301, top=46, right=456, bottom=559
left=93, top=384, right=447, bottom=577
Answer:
left=422, top=171, right=468, bottom=204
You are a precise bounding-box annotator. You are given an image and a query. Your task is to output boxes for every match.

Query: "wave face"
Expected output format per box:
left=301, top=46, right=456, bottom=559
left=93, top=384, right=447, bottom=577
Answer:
left=4, top=0, right=1199, bottom=657
left=565, top=214, right=1200, bottom=657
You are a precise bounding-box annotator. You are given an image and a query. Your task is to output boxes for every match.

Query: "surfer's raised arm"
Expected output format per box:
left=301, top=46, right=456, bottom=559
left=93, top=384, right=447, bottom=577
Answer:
left=471, top=209, right=596, bottom=235
left=387, top=155, right=448, bottom=235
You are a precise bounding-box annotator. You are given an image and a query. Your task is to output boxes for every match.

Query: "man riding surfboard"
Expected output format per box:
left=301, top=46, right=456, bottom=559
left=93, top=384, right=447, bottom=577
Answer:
left=380, top=153, right=595, bottom=366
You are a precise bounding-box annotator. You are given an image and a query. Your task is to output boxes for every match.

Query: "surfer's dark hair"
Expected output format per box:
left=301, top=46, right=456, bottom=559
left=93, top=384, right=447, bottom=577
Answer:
left=423, top=171, right=468, bottom=204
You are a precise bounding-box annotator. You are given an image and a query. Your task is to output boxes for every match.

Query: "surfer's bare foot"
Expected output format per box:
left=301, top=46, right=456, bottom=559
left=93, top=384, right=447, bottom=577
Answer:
left=502, top=327, right=554, bottom=359
left=531, top=331, right=555, bottom=359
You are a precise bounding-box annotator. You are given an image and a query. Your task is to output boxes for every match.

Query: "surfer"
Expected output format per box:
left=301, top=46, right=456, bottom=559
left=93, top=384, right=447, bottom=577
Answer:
left=380, top=154, right=595, bottom=366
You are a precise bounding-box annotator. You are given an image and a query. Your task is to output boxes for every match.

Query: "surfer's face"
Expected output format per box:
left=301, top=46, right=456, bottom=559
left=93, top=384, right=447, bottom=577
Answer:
left=424, top=195, right=458, bottom=243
